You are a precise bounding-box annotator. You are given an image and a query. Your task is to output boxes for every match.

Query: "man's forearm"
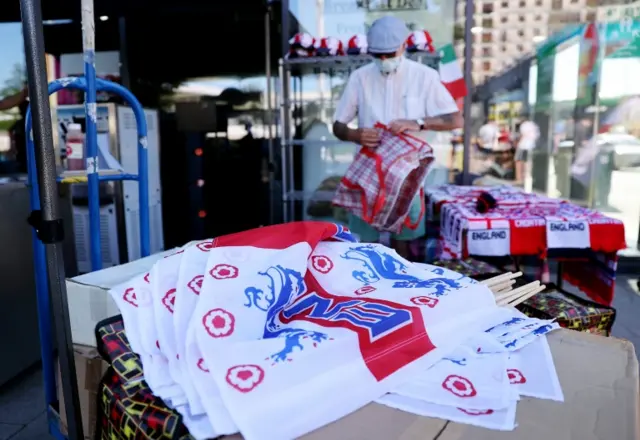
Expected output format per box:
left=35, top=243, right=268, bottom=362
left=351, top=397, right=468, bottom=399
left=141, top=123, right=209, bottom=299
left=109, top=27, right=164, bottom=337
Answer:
left=423, top=112, right=463, bottom=131
left=333, top=121, right=359, bottom=143
left=0, top=90, right=25, bottom=112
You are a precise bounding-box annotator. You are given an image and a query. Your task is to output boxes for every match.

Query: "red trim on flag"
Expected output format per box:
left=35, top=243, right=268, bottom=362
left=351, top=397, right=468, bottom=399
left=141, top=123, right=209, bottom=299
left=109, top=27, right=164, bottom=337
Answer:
left=443, top=77, right=467, bottom=100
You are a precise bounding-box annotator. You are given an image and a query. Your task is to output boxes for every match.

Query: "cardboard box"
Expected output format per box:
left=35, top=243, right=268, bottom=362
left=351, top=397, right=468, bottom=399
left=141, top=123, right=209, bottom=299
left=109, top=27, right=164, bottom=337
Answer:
left=66, top=247, right=186, bottom=347
left=57, top=345, right=109, bottom=440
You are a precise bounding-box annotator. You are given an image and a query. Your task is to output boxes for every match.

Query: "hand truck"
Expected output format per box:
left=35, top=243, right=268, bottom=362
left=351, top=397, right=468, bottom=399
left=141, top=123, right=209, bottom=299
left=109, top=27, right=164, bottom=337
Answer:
left=20, top=0, right=151, bottom=438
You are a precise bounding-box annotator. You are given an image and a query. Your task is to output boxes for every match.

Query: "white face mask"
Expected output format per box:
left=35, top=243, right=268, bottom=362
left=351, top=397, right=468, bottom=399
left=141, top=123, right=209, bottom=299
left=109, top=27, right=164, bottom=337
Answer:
left=375, top=56, right=402, bottom=75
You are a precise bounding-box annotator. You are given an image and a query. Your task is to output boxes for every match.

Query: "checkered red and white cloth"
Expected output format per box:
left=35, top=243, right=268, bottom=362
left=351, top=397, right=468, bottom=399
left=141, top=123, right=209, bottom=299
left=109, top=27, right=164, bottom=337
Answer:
left=333, top=123, right=434, bottom=233
left=426, top=185, right=563, bottom=221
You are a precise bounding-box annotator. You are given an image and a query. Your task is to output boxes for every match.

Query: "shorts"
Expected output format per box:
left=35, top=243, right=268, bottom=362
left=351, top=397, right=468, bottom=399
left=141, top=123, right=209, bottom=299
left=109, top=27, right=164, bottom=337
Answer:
left=515, top=148, right=529, bottom=162
left=347, top=196, right=426, bottom=243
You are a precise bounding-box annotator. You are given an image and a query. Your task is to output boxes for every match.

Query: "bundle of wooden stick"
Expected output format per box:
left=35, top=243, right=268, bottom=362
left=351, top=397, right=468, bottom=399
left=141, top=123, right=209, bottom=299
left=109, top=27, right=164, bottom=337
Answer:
left=480, top=272, right=546, bottom=307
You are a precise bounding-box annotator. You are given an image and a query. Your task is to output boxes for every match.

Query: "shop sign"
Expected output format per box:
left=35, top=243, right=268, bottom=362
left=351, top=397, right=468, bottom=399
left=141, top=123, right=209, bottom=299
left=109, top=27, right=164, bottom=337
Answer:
left=359, top=0, right=441, bottom=12
left=596, top=1, right=640, bottom=23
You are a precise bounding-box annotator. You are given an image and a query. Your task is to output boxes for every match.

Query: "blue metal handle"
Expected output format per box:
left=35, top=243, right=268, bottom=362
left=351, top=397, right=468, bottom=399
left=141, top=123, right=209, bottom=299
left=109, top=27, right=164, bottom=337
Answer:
left=25, top=77, right=151, bottom=264
left=24, top=77, right=151, bottom=429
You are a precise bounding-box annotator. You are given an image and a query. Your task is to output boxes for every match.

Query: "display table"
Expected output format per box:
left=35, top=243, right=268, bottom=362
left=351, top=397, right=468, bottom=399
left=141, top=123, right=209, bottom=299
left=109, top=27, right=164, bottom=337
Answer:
left=425, top=185, right=627, bottom=306
left=95, top=317, right=639, bottom=440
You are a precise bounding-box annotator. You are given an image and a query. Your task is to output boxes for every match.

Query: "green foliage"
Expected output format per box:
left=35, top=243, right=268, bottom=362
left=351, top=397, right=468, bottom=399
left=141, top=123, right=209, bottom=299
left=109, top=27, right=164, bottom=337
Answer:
left=0, top=63, right=26, bottom=98
left=0, top=119, right=17, bottom=131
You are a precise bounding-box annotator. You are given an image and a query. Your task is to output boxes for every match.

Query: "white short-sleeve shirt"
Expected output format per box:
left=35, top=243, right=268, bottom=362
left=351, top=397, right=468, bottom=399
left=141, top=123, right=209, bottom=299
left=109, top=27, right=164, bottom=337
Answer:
left=333, top=58, right=459, bottom=129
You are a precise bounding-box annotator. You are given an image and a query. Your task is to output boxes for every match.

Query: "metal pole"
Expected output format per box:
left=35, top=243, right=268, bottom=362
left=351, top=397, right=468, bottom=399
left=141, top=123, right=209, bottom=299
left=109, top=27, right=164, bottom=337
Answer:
left=281, top=0, right=292, bottom=222
left=587, top=21, right=606, bottom=208
left=265, top=4, right=275, bottom=225
left=81, top=0, right=102, bottom=270
left=461, top=0, right=475, bottom=185
left=118, top=17, right=132, bottom=90
left=19, top=0, right=84, bottom=439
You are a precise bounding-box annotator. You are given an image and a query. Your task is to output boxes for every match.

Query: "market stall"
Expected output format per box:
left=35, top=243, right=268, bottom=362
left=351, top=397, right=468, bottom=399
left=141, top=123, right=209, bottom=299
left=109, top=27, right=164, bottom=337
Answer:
left=426, top=184, right=626, bottom=306
left=19, top=1, right=639, bottom=440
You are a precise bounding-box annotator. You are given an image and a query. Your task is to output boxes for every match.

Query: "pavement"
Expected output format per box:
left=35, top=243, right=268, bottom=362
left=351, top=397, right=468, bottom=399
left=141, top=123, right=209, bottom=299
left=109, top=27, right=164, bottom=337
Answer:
left=0, top=275, right=638, bottom=439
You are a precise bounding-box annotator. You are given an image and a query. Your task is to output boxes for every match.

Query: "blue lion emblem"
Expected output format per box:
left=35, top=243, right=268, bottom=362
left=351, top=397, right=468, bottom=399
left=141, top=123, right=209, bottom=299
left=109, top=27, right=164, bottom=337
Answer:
left=244, top=265, right=329, bottom=364
left=340, top=245, right=462, bottom=296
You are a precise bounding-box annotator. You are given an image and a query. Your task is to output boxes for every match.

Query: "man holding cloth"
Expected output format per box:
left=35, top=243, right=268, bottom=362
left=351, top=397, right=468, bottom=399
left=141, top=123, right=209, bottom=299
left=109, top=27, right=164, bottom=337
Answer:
left=333, top=16, right=462, bottom=254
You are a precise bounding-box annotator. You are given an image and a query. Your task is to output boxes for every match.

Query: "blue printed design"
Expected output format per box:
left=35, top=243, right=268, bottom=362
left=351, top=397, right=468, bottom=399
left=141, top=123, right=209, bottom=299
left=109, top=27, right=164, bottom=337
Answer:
left=332, top=224, right=358, bottom=243
left=244, top=265, right=329, bottom=364
left=443, top=357, right=467, bottom=366
left=504, top=339, right=518, bottom=349
left=533, top=324, right=553, bottom=336
left=340, top=245, right=462, bottom=296
left=486, top=317, right=525, bottom=333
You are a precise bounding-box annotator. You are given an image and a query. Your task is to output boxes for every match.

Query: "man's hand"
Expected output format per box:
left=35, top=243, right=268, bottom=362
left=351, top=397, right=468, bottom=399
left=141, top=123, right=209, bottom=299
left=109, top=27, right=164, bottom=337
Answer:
left=357, top=128, right=380, bottom=148
left=389, top=119, right=420, bottom=135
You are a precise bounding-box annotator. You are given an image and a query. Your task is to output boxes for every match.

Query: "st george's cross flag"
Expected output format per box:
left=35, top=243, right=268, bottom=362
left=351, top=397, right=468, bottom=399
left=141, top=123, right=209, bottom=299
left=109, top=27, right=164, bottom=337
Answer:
left=110, top=222, right=500, bottom=440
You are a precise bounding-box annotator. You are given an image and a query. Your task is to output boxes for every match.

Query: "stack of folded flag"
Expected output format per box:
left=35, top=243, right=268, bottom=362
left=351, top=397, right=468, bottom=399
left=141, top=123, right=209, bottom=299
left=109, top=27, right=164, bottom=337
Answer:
left=110, top=222, right=562, bottom=440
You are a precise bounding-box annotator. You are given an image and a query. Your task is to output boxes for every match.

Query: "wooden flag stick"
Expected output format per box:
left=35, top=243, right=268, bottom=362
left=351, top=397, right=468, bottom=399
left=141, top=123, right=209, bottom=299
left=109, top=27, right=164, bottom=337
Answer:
left=502, top=284, right=547, bottom=307
left=481, top=271, right=523, bottom=287
left=495, top=281, right=540, bottom=303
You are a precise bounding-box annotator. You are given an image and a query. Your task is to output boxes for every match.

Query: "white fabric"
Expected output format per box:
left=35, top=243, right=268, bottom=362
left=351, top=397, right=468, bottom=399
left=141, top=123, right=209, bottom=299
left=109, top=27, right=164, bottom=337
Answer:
left=333, top=58, right=459, bottom=128
left=518, top=120, right=540, bottom=151
left=193, top=241, right=497, bottom=440
left=378, top=298, right=562, bottom=432
left=109, top=222, right=563, bottom=439
left=478, top=123, right=499, bottom=149
left=507, top=337, right=564, bottom=402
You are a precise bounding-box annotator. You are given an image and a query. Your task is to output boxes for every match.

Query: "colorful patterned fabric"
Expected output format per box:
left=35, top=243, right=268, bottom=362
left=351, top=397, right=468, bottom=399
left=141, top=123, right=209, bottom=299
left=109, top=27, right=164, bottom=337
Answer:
left=516, top=287, right=616, bottom=336
left=430, top=258, right=501, bottom=278
left=95, top=317, right=193, bottom=440
left=333, top=123, right=433, bottom=233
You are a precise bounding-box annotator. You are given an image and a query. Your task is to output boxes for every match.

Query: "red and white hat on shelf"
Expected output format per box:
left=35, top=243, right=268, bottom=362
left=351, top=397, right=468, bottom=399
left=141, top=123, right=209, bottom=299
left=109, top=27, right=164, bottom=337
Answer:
left=315, top=36, right=345, bottom=56
left=346, top=34, right=368, bottom=55
left=288, top=32, right=316, bottom=58
left=406, top=30, right=435, bottom=53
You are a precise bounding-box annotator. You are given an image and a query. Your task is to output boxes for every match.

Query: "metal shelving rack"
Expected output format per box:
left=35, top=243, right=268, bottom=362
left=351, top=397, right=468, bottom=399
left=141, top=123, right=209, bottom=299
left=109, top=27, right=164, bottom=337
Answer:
left=276, top=42, right=440, bottom=222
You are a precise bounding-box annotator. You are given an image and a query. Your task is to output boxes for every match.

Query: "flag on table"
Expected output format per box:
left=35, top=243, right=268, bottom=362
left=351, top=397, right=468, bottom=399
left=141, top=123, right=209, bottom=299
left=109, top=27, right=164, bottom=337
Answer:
left=439, top=43, right=467, bottom=100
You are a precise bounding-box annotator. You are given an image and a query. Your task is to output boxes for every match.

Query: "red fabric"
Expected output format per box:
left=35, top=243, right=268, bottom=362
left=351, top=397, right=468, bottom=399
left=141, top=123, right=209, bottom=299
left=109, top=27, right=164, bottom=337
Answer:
left=333, top=124, right=434, bottom=233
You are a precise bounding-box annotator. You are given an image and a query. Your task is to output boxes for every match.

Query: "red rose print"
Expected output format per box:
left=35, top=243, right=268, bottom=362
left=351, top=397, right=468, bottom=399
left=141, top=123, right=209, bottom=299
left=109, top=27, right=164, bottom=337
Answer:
left=355, top=285, right=376, bottom=296
left=442, top=375, right=477, bottom=398
left=226, top=364, right=265, bottom=393
left=123, top=288, right=138, bottom=307
left=143, top=273, right=150, bottom=284
left=162, top=288, right=176, bottom=313
left=202, top=308, right=235, bottom=338
left=197, top=241, right=215, bottom=252
left=311, top=255, right=334, bottom=274
left=410, top=296, right=439, bottom=308
left=197, top=358, right=210, bottom=373
left=507, top=369, right=527, bottom=384
left=188, top=275, right=204, bottom=295
left=458, top=408, right=494, bottom=416
left=209, top=264, right=239, bottom=280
